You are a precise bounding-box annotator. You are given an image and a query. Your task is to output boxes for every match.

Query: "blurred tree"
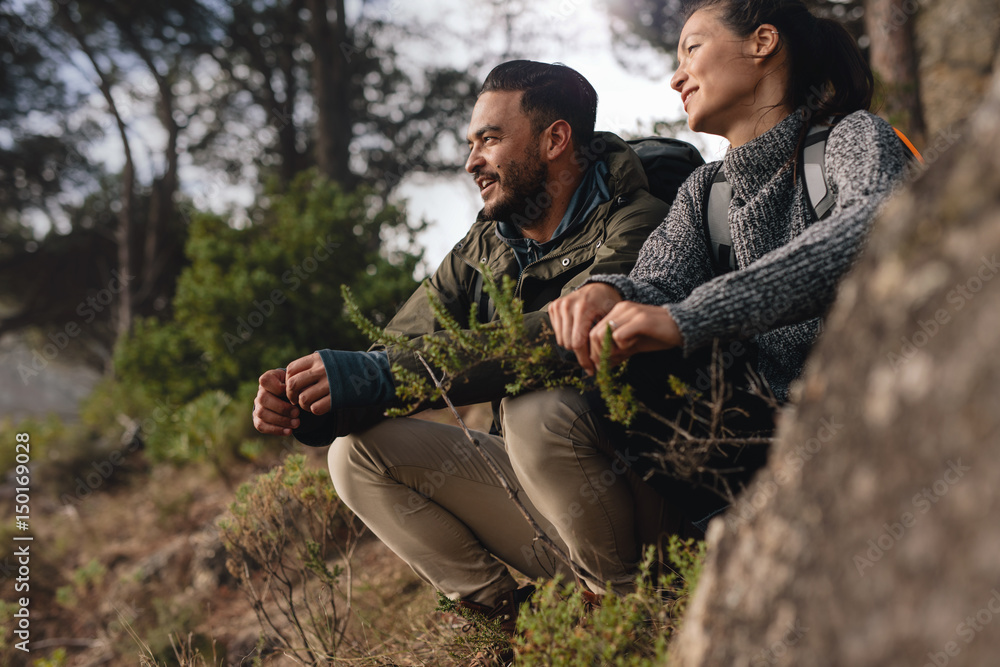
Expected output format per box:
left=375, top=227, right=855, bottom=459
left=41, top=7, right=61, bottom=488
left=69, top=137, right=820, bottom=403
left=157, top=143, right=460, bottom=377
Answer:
left=863, top=0, right=926, bottom=145
left=0, top=0, right=483, bottom=371
left=0, top=0, right=210, bottom=363
left=204, top=0, right=483, bottom=192
left=114, top=171, right=420, bottom=405
left=604, top=0, right=865, bottom=69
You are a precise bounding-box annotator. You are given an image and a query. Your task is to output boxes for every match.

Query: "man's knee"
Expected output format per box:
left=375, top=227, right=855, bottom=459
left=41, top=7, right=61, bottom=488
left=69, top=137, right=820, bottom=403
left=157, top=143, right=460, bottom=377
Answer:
left=501, top=388, right=599, bottom=467
left=327, top=431, right=364, bottom=505
left=326, top=421, right=398, bottom=506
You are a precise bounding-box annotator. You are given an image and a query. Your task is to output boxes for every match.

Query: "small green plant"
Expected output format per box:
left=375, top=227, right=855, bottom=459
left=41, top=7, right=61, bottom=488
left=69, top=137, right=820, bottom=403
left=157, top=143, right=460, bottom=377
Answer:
left=514, top=542, right=705, bottom=666
left=219, top=453, right=366, bottom=666
left=31, top=648, right=68, bottom=667
left=665, top=534, right=707, bottom=603
left=56, top=558, right=107, bottom=609
left=343, top=266, right=638, bottom=423
left=434, top=592, right=518, bottom=663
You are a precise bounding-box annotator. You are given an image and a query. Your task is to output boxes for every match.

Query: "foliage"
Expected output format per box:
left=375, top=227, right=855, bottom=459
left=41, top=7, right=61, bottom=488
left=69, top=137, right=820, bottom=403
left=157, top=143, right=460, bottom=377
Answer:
left=56, top=558, right=107, bottom=609
left=142, top=388, right=255, bottom=467
left=343, top=266, right=640, bottom=423
left=218, top=453, right=367, bottom=666
left=0, top=0, right=479, bottom=363
left=114, top=171, right=420, bottom=406
left=31, top=648, right=68, bottom=667
left=512, top=542, right=705, bottom=665
left=664, top=534, right=707, bottom=617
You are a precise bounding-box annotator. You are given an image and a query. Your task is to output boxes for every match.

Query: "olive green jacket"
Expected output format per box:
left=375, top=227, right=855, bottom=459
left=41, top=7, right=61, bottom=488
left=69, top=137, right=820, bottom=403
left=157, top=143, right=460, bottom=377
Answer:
left=294, top=132, right=669, bottom=445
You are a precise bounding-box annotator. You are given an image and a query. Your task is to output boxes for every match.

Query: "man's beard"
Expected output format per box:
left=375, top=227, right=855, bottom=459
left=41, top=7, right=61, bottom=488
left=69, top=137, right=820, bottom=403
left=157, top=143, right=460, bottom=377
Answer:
left=482, top=146, right=550, bottom=232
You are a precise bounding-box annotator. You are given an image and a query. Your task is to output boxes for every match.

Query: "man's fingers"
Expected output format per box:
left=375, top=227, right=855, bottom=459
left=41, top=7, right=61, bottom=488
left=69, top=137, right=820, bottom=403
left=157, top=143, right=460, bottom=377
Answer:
left=309, top=395, right=332, bottom=416
left=252, top=392, right=301, bottom=434
left=296, top=383, right=331, bottom=412
left=285, top=354, right=313, bottom=376
left=286, top=366, right=321, bottom=402
left=254, top=404, right=300, bottom=430
left=258, top=388, right=299, bottom=418
left=253, top=420, right=291, bottom=436
left=259, top=368, right=287, bottom=394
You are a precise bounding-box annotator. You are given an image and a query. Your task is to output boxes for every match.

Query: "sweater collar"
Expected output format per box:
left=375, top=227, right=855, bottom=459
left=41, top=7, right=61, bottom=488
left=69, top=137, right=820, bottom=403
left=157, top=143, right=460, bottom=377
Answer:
left=722, top=109, right=805, bottom=196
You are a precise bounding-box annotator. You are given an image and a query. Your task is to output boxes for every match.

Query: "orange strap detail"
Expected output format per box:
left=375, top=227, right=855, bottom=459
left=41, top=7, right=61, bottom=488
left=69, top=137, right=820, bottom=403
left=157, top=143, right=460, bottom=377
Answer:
left=893, top=127, right=925, bottom=164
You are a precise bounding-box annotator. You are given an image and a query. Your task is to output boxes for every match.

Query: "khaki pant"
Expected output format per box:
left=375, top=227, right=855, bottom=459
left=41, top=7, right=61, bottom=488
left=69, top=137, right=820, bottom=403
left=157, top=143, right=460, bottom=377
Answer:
left=327, top=388, right=679, bottom=606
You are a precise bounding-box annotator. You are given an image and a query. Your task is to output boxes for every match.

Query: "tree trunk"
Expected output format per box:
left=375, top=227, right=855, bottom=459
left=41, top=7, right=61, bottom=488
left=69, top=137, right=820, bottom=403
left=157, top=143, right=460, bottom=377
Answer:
left=914, top=0, right=1000, bottom=141
left=864, top=0, right=927, bottom=146
left=669, top=52, right=1000, bottom=666
left=306, top=0, right=354, bottom=186
left=63, top=8, right=136, bottom=340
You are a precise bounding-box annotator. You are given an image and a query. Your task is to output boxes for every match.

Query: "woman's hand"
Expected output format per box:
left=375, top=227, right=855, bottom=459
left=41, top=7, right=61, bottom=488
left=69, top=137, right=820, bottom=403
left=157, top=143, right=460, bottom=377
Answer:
left=588, top=301, right=683, bottom=370
left=549, top=283, right=623, bottom=374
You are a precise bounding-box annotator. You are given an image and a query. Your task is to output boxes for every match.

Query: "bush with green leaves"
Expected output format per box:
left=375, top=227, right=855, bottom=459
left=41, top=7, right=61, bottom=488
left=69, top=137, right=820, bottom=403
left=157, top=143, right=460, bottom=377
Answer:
left=219, top=453, right=366, bottom=665
left=344, top=267, right=637, bottom=423
left=115, top=170, right=421, bottom=408
left=513, top=539, right=705, bottom=666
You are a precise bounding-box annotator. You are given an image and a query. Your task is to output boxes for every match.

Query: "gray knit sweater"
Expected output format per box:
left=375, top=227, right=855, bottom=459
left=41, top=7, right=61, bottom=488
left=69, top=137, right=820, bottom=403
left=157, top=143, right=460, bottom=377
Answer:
left=589, top=108, right=905, bottom=401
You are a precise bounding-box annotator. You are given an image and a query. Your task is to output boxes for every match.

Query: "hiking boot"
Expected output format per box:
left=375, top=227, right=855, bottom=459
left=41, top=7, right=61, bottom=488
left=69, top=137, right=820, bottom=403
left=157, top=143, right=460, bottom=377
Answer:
left=581, top=589, right=603, bottom=614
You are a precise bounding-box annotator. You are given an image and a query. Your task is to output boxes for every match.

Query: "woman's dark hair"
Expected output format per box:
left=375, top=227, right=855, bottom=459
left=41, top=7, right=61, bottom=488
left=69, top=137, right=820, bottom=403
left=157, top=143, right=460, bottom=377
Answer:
left=682, top=0, right=874, bottom=126
left=480, top=60, right=598, bottom=150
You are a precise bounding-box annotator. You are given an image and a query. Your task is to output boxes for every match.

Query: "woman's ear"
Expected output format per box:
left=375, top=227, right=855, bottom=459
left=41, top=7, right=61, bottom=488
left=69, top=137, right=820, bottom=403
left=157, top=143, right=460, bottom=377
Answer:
left=752, top=23, right=781, bottom=57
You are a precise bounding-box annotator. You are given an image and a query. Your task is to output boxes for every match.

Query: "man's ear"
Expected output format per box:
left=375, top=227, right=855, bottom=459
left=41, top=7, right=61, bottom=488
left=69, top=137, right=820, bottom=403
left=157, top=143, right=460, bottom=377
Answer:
left=543, top=119, right=574, bottom=161
left=752, top=23, right=780, bottom=58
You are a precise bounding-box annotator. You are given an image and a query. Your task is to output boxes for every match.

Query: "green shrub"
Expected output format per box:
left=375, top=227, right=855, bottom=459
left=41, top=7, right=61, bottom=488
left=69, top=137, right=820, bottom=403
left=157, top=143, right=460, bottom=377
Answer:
left=219, top=453, right=367, bottom=665
left=115, top=171, right=420, bottom=409
left=144, top=387, right=254, bottom=465
left=513, top=542, right=705, bottom=666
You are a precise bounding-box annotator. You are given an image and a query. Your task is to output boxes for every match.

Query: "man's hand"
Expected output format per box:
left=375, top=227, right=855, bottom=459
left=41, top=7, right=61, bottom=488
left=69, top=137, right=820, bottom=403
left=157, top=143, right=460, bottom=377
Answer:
left=588, top=301, right=683, bottom=369
left=286, top=352, right=332, bottom=416
left=549, top=283, right=623, bottom=375
left=253, top=368, right=302, bottom=436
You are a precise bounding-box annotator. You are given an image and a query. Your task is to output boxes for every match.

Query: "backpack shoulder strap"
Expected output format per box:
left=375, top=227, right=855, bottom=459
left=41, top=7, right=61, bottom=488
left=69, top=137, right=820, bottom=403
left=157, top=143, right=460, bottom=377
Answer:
left=893, top=127, right=925, bottom=165
left=703, top=164, right=736, bottom=275
left=804, top=120, right=924, bottom=222
left=803, top=124, right=836, bottom=221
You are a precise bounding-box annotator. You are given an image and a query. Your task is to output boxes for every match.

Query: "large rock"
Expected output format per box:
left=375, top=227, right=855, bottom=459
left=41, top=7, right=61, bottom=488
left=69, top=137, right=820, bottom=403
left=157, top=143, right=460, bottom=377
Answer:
left=669, top=55, right=1000, bottom=666
left=916, top=0, right=1000, bottom=139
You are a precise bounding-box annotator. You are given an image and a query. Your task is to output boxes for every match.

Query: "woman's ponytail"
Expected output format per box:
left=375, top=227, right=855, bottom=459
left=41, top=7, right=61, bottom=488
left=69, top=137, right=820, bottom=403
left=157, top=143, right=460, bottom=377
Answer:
left=803, top=17, right=874, bottom=123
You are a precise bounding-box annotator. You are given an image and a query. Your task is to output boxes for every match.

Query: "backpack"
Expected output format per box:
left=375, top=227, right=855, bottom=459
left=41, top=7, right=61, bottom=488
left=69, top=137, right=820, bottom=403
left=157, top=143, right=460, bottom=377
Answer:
left=626, top=136, right=706, bottom=207
left=704, top=123, right=924, bottom=275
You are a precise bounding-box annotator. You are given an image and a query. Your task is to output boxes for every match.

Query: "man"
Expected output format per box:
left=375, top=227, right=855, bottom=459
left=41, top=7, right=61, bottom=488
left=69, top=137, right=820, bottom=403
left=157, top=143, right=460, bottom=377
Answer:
left=253, top=60, right=676, bottom=635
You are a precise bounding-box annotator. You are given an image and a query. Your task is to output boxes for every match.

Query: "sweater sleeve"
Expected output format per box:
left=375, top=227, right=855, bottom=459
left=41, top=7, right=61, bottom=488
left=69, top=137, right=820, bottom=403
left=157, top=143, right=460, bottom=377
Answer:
left=667, top=111, right=905, bottom=353
left=586, top=164, right=717, bottom=305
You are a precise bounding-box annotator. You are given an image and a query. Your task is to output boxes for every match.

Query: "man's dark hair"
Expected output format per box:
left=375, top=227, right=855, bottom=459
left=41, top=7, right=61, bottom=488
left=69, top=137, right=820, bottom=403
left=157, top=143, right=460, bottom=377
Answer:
left=480, top=60, right=598, bottom=150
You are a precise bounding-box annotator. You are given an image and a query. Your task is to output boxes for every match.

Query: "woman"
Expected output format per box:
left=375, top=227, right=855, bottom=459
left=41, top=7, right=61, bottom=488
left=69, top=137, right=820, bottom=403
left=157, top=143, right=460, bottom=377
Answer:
left=550, top=0, right=906, bottom=406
